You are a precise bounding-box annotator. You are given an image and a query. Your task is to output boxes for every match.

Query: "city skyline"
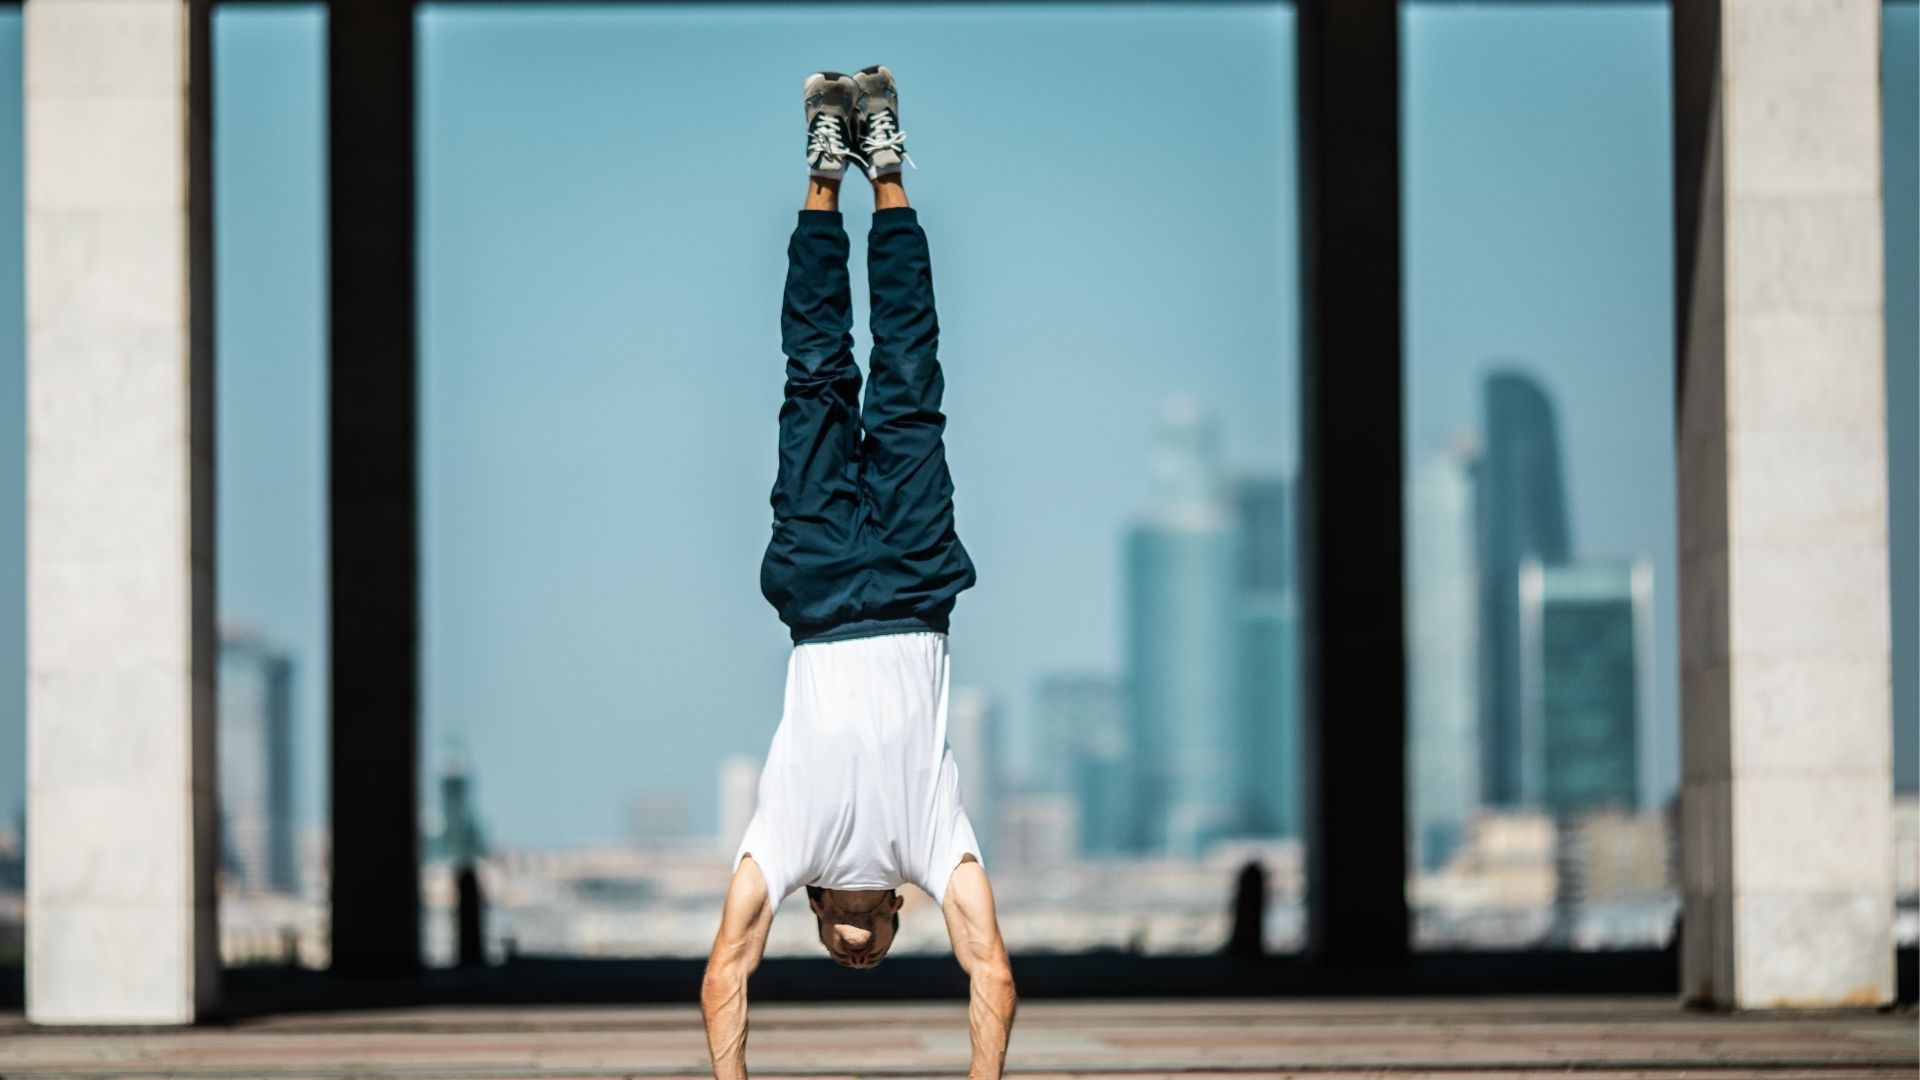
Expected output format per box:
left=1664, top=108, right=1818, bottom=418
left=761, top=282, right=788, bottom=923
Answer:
left=1040, top=372, right=1656, bottom=866
left=0, top=3, right=1911, bottom=850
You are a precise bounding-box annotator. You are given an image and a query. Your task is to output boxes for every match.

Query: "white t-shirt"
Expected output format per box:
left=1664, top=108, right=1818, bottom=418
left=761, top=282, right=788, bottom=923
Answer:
left=733, top=631, right=982, bottom=908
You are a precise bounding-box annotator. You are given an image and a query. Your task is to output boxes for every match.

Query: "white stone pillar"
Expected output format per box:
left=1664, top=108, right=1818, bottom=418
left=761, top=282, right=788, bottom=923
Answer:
left=1675, top=0, right=1894, bottom=1008
left=24, top=0, right=218, bottom=1024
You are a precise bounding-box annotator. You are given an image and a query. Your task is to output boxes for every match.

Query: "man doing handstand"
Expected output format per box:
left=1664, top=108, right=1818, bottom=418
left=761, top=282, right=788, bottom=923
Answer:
left=699, top=66, right=1017, bottom=1080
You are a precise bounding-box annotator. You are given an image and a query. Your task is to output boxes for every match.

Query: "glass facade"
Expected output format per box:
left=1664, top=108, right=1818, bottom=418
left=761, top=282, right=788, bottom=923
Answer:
left=1408, top=443, right=1478, bottom=873
left=1479, top=373, right=1573, bottom=809
left=1234, top=474, right=1301, bottom=842
left=1032, top=674, right=1129, bottom=857
left=217, top=637, right=299, bottom=896
left=1125, top=404, right=1241, bottom=856
left=1518, top=561, right=1646, bottom=817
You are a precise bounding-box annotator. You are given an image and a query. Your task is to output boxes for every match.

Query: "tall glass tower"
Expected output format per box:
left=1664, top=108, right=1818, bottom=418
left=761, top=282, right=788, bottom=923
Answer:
left=1518, top=559, right=1648, bottom=815
left=948, top=687, right=1001, bottom=854
left=217, top=631, right=298, bottom=894
left=1034, top=674, right=1130, bottom=856
left=1234, top=475, right=1300, bottom=839
left=1478, top=371, right=1571, bottom=807
left=1126, top=400, right=1239, bottom=855
left=1409, top=440, right=1482, bottom=870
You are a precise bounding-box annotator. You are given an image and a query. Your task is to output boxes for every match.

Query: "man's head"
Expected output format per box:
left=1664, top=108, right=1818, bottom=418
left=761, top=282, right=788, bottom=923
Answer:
left=806, top=885, right=903, bottom=969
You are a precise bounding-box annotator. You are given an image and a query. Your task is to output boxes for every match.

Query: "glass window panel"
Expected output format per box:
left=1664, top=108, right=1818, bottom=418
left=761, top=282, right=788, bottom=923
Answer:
left=418, top=2, right=1302, bottom=960
left=1401, top=1, right=1678, bottom=951
left=213, top=3, right=329, bottom=969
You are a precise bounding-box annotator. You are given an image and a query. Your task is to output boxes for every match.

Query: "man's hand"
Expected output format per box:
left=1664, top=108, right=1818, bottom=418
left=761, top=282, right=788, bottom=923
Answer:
left=702, top=856, right=774, bottom=1080
left=941, top=856, right=1017, bottom=1080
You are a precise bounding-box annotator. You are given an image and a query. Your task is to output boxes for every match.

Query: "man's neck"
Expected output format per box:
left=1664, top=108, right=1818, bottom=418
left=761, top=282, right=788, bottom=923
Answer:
left=822, top=888, right=893, bottom=914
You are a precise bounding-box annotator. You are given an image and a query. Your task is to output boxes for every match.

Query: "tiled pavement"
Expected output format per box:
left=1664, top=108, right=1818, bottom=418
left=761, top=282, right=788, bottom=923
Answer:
left=0, top=997, right=1914, bottom=1078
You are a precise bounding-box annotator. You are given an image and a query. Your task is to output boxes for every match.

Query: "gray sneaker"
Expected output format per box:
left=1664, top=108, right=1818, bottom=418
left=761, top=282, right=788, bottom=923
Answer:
left=803, top=71, right=865, bottom=180
left=853, top=65, right=915, bottom=178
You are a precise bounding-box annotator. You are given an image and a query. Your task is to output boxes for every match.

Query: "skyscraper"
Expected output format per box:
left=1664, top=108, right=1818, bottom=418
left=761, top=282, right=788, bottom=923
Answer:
left=1409, top=441, right=1483, bottom=870
left=996, top=792, right=1079, bottom=872
left=432, top=743, right=487, bottom=864
left=718, top=755, right=760, bottom=855
left=1033, top=673, right=1129, bottom=856
left=1233, top=475, right=1301, bottom=839
left=947, top=686, right=1000, bottom=854
left=1518, top=559, right=1648, bottom=815
left=1127, top=400, right=1239, bottom=855
left=1478, top=371, right=1572, bottom=808
left=217, top=631, right=297, bottom=894
left=630, top=789, right=691, bottom=849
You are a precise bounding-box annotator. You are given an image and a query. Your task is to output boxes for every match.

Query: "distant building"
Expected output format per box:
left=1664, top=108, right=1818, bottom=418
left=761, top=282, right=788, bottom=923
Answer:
left=1552, top=807, right=1674, bottom=950
left=1518, top=559, right=1648, bottom=815
left=948, top=687, right=1000, bottom=855
left=996, top=792, right=1078, bottom=872
left=217, top=632, right=298, bottom=894
left=1442, top=809, right=1559, bottom=910
left=1478, top=371, right=1572, bottom=808
left=1126, top=400, right=1239, bottom=855
left=1409, top=442, right=1482, bottom=870
left=1560, top=808, right=1671, bottom=904
left=430, top=745, right=487, bottom=864
left=717, top=756, right=760, bottom=855
left=1034, top=674, right=1130, bottom=856
left=1895, top=796, right=1919, bottom=903
left=0, top=810, right=22, bottom=894
left=1232, top=475, right=1301, bottom=839
left=630, top=789, right=691, bottom=849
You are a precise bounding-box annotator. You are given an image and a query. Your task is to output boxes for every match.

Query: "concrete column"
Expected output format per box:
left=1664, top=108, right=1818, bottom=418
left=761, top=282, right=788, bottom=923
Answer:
left=328, top=0, right=420, bottom=974
left=23, top=0, right=218, bottom=1023
left=1674, top=0, right=1894, bottom=1008
left=1296, top=0, right=1409, bottom=964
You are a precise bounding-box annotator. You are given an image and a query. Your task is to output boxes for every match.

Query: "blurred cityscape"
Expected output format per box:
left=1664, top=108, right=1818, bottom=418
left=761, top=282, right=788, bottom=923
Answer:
left=1, top=371, right=1911, bottom=969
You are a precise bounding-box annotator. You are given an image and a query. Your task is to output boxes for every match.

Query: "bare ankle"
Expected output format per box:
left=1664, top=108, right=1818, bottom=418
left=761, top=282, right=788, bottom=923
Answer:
left=872, top=173, right=909, bottom=210
left=805, top=176, right=841, bottom=212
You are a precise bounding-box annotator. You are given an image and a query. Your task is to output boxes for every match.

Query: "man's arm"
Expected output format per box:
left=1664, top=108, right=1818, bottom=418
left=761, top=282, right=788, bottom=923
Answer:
left=702, top=856, right=775, bottom=1080
left=940, top=856, right=1017, bottom=1080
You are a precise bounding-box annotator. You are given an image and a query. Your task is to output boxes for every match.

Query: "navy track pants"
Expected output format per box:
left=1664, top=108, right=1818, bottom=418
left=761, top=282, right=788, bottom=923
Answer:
left=759, top=207, right=977, bottom=644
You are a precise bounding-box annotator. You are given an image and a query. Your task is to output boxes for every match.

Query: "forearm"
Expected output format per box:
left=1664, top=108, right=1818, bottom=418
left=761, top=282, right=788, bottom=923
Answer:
left=703, top=858, right=773, bottom=1079
left=700, top=968, right=752, bottom=1080
left=965, top=965, right=1017, bottom=1080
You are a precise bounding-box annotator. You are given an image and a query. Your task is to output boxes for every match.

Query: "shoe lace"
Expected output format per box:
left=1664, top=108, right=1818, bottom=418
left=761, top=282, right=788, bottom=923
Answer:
left=859, top=109, right=917, bottom=173
left=808, top=112, right=867, bottom=171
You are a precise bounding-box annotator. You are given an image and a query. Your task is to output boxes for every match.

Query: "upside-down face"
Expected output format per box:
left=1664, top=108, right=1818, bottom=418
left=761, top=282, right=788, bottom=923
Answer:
left=808, top=886, right=904, bottom=969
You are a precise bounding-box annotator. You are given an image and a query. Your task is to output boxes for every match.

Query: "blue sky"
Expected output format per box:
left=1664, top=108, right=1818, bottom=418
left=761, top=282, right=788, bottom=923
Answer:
left=0, top=2, right=1911, bottom=849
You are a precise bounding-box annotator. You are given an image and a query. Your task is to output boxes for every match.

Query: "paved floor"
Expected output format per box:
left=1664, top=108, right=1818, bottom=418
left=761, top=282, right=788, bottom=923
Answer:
left=0, top=997, right=1914, bottom=1078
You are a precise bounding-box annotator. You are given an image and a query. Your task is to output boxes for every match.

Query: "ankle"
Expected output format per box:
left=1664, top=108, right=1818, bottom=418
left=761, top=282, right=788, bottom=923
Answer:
left=872, top=174, right=908, bottom=211
left=805, top=176, right=841, bottom=211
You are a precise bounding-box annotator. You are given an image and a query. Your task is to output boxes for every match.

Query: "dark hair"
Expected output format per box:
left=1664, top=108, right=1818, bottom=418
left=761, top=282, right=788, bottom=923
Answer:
left=806, top=885, right=901, bottom=937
